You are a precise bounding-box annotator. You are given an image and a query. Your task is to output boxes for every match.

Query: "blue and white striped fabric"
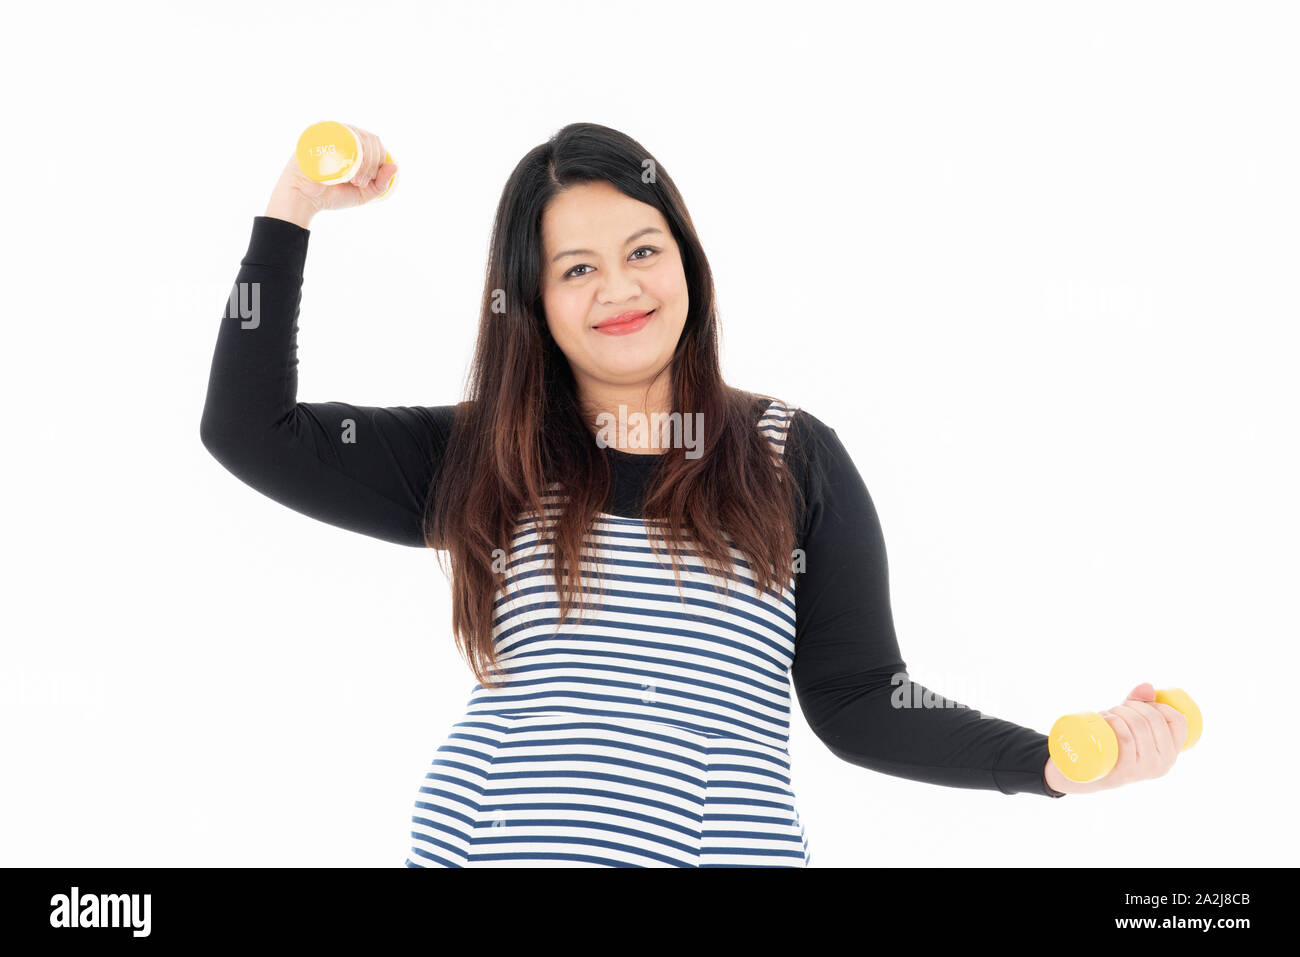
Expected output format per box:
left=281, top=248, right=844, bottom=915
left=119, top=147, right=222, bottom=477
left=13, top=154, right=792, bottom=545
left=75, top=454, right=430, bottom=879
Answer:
left=405, top=399, right=809, bottom=867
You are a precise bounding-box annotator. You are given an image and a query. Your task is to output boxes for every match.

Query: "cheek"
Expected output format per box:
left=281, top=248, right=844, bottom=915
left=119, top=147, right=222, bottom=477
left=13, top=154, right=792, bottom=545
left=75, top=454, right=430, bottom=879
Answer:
left=654, top=277, right=689, bottom=328
left=543, top=292, right=588, bottom=346
left=650, top=261, right=688, bottom=310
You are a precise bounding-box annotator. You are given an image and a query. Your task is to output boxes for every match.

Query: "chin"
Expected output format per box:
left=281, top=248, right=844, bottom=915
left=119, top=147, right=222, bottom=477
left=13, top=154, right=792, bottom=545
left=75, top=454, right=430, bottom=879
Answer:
left=600, top=360, right=659, bottom=380
left=591, top=354, right=666, bottom=380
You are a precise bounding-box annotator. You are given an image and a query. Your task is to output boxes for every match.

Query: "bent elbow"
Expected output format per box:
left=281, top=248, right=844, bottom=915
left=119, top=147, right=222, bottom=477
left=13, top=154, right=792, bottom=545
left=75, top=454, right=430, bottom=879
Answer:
left=199, top=411, right=235, bottom=463
left=198, top=412, right=221, bottom=456
left=199, top=410, right=257, bottom=472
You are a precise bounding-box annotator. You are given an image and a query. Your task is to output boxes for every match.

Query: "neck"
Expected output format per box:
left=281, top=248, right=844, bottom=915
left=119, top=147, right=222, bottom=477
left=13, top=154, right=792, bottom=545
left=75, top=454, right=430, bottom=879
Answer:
left=577, top=375, right=674, bottom=453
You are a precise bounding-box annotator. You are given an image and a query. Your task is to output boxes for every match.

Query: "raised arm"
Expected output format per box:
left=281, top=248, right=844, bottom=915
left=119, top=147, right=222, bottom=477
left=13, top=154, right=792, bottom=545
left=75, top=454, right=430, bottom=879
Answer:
left=787, top=410, right=1065, bottom=797
left=199, top=213, right=456, bottom=548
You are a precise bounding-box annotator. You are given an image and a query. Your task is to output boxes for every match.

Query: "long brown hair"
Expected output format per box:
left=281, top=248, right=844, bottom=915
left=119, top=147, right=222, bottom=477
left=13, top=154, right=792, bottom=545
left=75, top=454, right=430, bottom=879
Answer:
left=424, top=122, right=807, bottom=688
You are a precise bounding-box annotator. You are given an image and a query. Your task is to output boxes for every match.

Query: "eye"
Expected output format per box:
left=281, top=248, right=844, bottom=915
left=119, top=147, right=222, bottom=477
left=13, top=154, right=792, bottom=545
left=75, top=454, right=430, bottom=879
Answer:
left=561, top=246, right=660, bottom=280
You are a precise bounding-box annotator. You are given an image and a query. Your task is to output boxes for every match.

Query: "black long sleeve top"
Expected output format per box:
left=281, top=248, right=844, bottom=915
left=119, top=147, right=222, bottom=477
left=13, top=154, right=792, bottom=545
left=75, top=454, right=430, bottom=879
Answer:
left=200, top=215, right=1066, bottom=799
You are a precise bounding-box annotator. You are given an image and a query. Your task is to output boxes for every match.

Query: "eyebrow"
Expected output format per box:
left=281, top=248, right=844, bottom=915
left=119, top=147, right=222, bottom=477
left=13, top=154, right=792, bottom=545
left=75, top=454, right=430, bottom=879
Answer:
left=551, top=227, right=664, bottom=263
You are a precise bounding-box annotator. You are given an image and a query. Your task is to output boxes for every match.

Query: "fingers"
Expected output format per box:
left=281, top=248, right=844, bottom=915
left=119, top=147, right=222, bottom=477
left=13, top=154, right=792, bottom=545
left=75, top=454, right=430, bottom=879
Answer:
left=309, top=124, right=391, bottom=208
left=371, top=136, right=386, bottom=185
left=1127, top=681, right=1155, bottom=701
left=1152, top=702, right=1189, bottom=750
left=340, top=126, right=392, bottom=203
left=356, top=130, right=374, bottom=187
left=1116, top=681, right=1176, bottom=763
left=1126, top=698, right=1176, bottom=755
left=354, top=127, right=383, bottom=188
left=1108, top=697, right=1180, bottom=781
left=1102, top=708, right=1136, bottom=769
left=1108, top=703, right=1158, bottom=765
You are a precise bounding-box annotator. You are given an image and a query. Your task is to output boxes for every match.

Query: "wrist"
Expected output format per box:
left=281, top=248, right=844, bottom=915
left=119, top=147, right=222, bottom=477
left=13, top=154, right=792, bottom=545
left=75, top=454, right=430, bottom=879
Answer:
left=264, top=187, right=317, bottom=230
left=1044, top=756, right=1083, bottom=795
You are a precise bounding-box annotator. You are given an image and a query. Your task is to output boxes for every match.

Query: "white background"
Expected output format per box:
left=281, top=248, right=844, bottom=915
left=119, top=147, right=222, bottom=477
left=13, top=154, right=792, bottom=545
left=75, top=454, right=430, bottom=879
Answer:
left=1, top=0, right=1295, bottom=867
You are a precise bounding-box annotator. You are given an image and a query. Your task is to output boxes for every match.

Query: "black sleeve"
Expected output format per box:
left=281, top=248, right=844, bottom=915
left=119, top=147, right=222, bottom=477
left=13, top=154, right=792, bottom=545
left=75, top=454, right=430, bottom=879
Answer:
left=199, top=215, right=456, bottom=549
left=787, top=410, right=1066, bottom=797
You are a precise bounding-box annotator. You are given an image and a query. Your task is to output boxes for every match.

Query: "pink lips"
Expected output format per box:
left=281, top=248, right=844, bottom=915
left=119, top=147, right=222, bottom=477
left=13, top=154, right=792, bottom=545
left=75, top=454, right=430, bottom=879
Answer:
left=593, top=309, right=655, bottom=336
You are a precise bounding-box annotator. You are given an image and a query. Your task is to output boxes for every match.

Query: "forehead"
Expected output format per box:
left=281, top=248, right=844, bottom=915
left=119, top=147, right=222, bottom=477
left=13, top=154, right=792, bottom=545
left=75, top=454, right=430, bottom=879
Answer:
left=541, top=181, right=664, bottom=250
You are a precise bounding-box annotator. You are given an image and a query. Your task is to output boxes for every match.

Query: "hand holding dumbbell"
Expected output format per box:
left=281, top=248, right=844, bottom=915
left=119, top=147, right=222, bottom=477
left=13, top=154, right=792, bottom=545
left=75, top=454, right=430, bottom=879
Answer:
left=265, top=121, right=398, bottom=228
left=295, top=120, right=398, bottom=200
left=1047, top=683, right=1202, bottom=791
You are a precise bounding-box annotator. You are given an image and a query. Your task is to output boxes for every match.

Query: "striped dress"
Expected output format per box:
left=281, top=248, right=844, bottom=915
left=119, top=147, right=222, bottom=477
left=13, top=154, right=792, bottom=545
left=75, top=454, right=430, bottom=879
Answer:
left=404, top=400, right=810, bottom=867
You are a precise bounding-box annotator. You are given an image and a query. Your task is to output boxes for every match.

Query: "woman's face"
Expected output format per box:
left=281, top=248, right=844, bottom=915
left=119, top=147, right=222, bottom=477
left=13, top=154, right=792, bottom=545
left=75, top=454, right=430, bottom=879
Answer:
left=540, top=180, right=689, bottom=404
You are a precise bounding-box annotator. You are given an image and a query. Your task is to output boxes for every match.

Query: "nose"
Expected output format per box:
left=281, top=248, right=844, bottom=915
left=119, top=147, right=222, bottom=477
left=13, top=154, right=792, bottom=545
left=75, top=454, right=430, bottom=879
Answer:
left=595, top=261, right=643, bottom=305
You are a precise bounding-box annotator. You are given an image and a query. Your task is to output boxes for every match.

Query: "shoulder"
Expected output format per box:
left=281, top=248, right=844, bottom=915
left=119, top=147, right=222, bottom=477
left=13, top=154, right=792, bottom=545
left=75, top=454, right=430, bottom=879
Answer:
left=787, top=407, right=838, bottom=451
left=741, top=397, right=855, bottom=508
left=739, top=393, right=828, bottom=436
left=733, top=391, right=845, bottom=465
left=416, top=402, right=472, bottom=440
left=742, top=392, right=805, bottom=438
left=757, top=400, right=841, bottom=466
left=424, top=403, right=464, bottom=426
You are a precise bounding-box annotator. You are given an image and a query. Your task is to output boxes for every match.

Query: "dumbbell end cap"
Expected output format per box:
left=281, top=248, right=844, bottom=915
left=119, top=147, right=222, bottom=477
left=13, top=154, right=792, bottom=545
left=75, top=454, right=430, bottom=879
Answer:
left=1049, top=712, right=1119, bottom=784
left=1154, top=687, right=1202, bottom=751
left=296, top=120, right=362, bottom=184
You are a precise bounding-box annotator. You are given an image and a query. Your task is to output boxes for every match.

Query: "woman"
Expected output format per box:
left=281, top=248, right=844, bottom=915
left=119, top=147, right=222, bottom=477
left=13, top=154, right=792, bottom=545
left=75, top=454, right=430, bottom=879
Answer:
left=200, top=122, right=1188, bottom=867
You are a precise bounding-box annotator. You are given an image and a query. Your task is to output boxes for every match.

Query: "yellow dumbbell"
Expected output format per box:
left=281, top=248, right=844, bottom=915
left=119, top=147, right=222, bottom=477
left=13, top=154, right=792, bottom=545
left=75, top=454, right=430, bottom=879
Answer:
left=1049, top=687, right=1202, bottom=784
left=295, top=120, right=398, bottom=199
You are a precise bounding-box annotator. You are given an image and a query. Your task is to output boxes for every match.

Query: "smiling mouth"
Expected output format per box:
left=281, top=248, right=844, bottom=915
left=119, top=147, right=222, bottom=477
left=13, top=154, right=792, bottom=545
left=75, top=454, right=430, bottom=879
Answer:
left=593, top=308, right=656, bottom=333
